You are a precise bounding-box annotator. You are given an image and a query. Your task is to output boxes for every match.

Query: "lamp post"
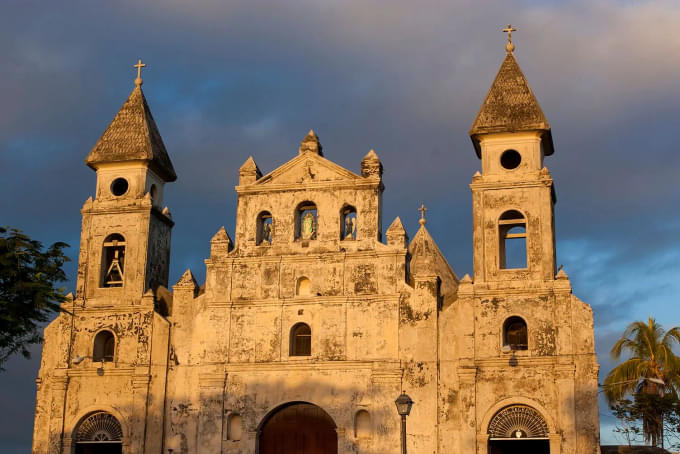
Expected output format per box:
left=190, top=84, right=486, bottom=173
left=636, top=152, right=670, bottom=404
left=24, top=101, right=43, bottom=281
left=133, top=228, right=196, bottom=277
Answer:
left=395, top=391, right=413, bottom=454
left=72, top=355, right=105, bottom=376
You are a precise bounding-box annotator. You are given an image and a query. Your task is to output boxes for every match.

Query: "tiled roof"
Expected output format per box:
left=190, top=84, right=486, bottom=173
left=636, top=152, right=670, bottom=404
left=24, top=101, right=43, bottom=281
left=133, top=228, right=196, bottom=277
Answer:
left=470, top=52, right=550, bottom=139
left=86, top=85, right=176, bottom=181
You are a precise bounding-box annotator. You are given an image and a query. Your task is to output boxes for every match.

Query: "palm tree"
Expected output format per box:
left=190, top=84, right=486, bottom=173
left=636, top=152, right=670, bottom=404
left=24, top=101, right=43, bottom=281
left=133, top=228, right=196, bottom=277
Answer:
left=604, top=317, right=680, bottom=446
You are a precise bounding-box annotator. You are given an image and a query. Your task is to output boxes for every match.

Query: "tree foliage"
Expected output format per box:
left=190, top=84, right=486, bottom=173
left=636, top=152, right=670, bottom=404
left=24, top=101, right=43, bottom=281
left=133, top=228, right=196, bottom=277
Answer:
left=0, top=227, right=69, bottom=370
left=605, top=317, right=680, bottom=447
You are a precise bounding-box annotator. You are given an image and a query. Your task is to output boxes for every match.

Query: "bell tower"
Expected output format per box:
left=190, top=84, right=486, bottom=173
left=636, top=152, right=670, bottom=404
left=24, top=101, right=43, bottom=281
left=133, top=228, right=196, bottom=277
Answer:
left=469, top=27, right=556, bottom=284
left=76, top=60, right=177, bottom=302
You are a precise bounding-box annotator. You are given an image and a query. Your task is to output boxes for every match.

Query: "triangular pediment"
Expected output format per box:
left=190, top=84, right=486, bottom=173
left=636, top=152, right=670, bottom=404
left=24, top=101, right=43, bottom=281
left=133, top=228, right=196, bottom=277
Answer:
left=253, top=153, right=362, bottom=186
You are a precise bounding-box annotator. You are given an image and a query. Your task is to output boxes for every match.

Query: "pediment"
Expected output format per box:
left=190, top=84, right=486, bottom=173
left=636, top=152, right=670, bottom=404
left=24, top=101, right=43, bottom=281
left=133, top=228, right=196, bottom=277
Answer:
left=254, top=153, right=362, bottom=186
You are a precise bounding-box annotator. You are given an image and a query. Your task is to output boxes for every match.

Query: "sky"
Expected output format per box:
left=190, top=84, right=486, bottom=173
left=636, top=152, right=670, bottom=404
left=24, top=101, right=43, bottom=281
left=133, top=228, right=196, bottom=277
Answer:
left=1, top=0, right=679, bottom=451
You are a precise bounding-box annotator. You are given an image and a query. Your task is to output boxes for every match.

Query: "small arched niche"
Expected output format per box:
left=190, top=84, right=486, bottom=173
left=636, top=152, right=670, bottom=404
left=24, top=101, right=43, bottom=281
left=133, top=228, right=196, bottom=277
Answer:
left=498, top=210, right=526, bottom=269
left=354, top=409, right=371, bottom=438
left=295, top=202, right=317, bottom=241
left=503, top=316, right=528, bottom=351
left=290, top=323, right=311, bottom=356
left=296, top=277, right=311, bottom=296
left=93, top=330, right=115, bottom=362
left=227, top=413, right=243, bottom=441
left=340, top=205, right=357, bottom=240
left=101, top=234, right=126, bottom=287
left=256, top=211, right=273, bottom=245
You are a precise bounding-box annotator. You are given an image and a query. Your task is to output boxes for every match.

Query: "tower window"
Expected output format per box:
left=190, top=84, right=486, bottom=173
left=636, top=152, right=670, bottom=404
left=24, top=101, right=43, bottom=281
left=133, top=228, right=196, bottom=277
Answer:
left=101, top=234, right=126, bottom=287
left=256, top=211, right=273, bottom=245
left=290, top=323, right=311, bottom=356
left=295, top=202, right=317, bottom=241
left=499, top=210, right=526, bottom=269
left=341, top=205, right=357, bottom=240
left=93, top=330, right=115, bottom=362
left=110, top=178, right=129, bottom=196
left=503, top=316, right=528, bottom=350
left=500, top=149, right=522, bottom=170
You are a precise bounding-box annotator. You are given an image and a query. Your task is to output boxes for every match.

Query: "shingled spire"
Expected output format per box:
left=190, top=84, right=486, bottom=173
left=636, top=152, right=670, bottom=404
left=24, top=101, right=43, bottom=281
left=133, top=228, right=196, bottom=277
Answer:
left=86, top=66, right=177, bottom=182
left=469, top=34, right=553, bottom=157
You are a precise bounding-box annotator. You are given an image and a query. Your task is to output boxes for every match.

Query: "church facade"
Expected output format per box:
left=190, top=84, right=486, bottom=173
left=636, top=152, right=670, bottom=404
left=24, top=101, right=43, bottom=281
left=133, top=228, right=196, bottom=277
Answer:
left=32, top=39, right=600, bottom=454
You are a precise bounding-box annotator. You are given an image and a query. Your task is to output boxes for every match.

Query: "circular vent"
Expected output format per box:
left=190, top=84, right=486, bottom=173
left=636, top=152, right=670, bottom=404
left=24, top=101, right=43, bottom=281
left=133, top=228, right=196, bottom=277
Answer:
left=500, top=149, right=522, bottom=170
left=110, top=178, right=129, bottom=196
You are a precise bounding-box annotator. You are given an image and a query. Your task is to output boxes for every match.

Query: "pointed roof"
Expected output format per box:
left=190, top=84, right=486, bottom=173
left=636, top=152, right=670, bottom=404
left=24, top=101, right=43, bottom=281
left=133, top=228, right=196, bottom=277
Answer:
left=469, top=51, right=553, bottom=156
left=386, top=216, right=406, bottom=235
left=174, top=269, right=198, bottom=288
left=408, top=223, right=458, bottom=293
left=86, top=85, right=177, bottom=181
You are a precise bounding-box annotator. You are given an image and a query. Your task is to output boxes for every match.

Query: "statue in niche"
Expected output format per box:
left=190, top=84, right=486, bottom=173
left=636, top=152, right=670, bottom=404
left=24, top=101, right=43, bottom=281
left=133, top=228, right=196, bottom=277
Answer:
left=262, top=221, right=272, bottom=244
left=344, top=215, right=355, bottom=240
left=301, top=212, right=316, bottom=240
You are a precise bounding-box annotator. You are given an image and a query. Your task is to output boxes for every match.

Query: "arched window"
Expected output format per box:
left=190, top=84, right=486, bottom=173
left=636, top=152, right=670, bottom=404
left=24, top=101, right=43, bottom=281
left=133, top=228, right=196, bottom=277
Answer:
left=341, top=205, right=357, bottom=240
left=76, top=411, right=123, bottom=443
left=488, top=405, right=548, bottom=439
left=257, top=211, right=273, bottom=245
left=227, top=413, right=243, bottom=441
left=499, top=210, right=526, bottom=269
left=290, top=323, right=311, bottom=356
left=93, top=330, right=115, bottom=362
left=503, top=316, right=528, bottom=351
left=296, top=277, right=311, bottom=296
left=101, top=234, right=126, bottom=287
left=354, top=410, right=371, bottom=438
left=295, top=202, right=317, bottom=241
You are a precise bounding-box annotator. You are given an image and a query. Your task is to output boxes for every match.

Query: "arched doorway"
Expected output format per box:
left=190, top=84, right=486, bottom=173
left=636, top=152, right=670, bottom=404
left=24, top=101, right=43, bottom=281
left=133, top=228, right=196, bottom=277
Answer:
left=74, top=411, right=123, bottom=454
left=258, top=402, right=337, bottom=454
left=487, top=405, right=549, bottom=454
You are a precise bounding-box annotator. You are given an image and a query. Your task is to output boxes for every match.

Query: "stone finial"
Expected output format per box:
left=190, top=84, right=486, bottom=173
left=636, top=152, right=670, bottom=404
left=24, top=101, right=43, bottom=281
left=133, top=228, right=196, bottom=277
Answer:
left=386, top=216, right=408, bottom=248
left=556, top=268, right=568, bottom=280
left=239, top=156, right=262, bottom=185
left=210, top=226, right=233, bottom=258
left=299, top=130, right=323, bottom=156
left=361, top=149, right=383, bottom=178
left=174, top=269, right=198, bottom=296
left=461, top=273, right=473, bottom=283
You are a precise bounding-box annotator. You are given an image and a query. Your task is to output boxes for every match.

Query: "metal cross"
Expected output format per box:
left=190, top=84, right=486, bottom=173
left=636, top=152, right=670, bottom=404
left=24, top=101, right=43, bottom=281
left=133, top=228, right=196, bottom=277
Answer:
left=502, top=24, right=517, bottom=43
left=418, top=204, right=427, bottom=225
left=134, top=59, right=146, bottom=79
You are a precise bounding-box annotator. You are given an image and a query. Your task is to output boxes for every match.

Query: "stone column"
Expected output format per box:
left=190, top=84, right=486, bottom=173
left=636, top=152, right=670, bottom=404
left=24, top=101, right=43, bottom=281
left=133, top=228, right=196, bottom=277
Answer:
left=129, top=371, right=151, bottom=454
left=197, top=373, right=226, bottom=454
left=47, top=373, right=68, bottom=454
left=555, top=363, right=575, bottom=454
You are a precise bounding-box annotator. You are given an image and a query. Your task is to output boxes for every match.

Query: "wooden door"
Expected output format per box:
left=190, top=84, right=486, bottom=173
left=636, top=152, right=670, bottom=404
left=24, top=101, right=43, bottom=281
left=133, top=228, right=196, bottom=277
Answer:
left=259, top=403, right=337, bottom=454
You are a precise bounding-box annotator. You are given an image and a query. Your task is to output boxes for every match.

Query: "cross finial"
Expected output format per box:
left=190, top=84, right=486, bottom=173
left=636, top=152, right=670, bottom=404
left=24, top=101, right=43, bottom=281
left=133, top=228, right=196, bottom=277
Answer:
left=502, top=24, right=517, bottom=53
left=418, top=204, right=427, bottom=226
left=134, top=59, right=146, bottom=87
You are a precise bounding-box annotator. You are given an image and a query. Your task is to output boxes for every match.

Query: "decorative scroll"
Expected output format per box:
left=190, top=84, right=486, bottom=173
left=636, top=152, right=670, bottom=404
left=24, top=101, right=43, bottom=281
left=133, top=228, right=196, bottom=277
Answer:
left=488, top=405, right=549, bottom=439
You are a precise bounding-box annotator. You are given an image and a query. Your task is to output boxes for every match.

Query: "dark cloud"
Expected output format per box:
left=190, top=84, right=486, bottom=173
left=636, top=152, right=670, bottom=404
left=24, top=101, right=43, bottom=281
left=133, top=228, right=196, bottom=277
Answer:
left=1, top=0, right=679, bottom=449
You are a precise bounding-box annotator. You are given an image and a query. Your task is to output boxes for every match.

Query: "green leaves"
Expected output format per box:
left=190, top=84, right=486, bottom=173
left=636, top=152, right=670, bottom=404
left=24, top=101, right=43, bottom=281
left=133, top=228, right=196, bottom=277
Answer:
left=0, top=226, right=70, bottom=370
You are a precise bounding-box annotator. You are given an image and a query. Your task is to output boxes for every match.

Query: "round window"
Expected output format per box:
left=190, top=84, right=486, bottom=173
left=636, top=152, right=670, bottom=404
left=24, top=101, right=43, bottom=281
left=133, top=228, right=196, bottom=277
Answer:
left=110, top=178, right=129, bottom=196
left=500, top=149, right=522, bottom=170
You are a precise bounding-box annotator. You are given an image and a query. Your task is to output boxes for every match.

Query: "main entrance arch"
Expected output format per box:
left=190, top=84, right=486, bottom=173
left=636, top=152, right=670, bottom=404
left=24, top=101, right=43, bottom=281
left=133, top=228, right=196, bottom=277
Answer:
left=74, top=411, right=123, bottom=454
left=487, top=405, right=549, bottom=454
left=258, top=402, right=337, bottom=454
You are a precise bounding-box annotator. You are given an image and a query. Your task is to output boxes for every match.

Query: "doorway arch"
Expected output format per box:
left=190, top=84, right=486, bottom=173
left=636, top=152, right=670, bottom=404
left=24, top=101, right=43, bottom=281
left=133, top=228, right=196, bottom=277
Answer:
left=258, top=402, right=337, bottom=454
left=487, top=405, right=549, bottom=454
left=74, top=411, right=123, bottom=454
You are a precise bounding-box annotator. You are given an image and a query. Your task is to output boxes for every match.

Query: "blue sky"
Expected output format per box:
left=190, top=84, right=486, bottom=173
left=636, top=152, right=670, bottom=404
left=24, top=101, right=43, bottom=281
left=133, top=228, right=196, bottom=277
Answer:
left=1, top=0, right=679, bottom=451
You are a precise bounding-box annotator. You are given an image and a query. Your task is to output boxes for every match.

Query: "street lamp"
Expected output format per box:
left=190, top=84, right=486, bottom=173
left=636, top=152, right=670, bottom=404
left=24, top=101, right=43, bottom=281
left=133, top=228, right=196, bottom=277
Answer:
left=395, top=391, right=414, bottom=454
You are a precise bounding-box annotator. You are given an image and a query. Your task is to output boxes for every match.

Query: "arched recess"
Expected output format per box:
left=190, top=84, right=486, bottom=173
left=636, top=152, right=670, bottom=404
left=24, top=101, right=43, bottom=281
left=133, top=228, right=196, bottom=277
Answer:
left=101, top=234, right=126, bottom=287
left=70, top=410, right=125, bottom=454
left=295, top=201, right=318, bottom=241
left=482, top=399, right=559, bottom=454
left=290, top=323, right=311, bottom=356
left=92, top=329, right=116, bottom=362
left=257, top=402, right=337, bottom=454
left=256, top=211, right=273, bottom=245
left=502, top=316, right=528, bottom=351
left=498, top=210, right=527, bottom=270
left=340, top=204, right=357, bottom=240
